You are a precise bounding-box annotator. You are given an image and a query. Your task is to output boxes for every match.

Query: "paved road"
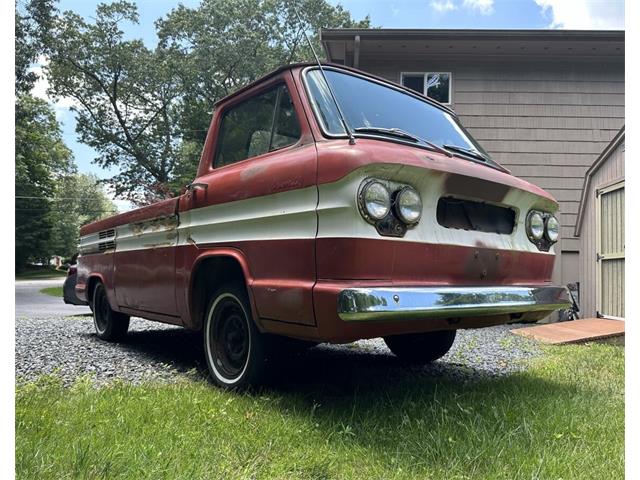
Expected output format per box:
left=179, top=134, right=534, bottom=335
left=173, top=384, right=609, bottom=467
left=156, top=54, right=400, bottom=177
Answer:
left=15, top=278, right=91, bottom=318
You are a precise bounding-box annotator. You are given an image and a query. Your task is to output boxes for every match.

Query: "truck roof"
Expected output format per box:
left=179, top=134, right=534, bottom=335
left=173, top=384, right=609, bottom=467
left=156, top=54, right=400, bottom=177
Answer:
left=213, top=62, right=456, bottom=116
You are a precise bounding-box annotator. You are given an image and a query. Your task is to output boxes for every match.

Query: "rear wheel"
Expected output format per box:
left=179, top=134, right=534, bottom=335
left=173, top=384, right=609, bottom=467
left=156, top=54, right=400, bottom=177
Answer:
left=384, top=330, right=457, bottom=364
left=92, top=282, right=129, bottom=341
left=203, top=284, right=267, bottom=390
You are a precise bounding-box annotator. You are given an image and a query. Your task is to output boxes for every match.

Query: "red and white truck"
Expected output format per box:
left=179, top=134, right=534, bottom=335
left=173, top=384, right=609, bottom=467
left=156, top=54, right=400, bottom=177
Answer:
left=77, top=63, right=570, bottom=388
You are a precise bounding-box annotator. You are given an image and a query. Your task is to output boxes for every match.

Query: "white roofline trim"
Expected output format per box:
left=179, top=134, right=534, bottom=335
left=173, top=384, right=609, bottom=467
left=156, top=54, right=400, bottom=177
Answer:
left=574, top=126, right=625, bottom=237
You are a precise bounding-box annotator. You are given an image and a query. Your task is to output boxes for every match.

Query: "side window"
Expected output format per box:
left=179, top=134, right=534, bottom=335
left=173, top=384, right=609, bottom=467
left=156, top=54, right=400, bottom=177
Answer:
left=214, top=85, right=301, bottom=168
left=272, top=87, right=301, bottom=150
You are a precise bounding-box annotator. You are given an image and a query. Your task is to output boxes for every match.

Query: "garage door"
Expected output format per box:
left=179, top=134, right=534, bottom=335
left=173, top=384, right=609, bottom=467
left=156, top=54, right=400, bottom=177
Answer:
left=597, top=180, right=625, bottom=319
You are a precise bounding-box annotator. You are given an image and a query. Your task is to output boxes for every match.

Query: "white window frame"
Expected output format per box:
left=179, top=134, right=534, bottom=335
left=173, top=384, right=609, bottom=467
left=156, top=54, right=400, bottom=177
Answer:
left=400, top=71, right=453, bottom=105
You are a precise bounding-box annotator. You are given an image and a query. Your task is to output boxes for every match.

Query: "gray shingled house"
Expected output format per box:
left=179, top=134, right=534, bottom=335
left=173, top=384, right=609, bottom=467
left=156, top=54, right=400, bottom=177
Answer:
left=321, top=28, right=625, bottom=310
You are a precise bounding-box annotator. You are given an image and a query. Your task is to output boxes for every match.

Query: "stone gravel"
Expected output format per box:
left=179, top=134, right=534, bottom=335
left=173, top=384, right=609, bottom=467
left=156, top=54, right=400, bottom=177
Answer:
left=15, top=314, right=541, bottom=386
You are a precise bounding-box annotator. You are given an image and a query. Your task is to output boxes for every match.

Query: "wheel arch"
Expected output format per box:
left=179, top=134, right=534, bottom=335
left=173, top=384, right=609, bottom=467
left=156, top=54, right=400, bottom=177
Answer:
left=187, top=250, right=260, bottom=331
left=85, top=274, right=107, bottom=305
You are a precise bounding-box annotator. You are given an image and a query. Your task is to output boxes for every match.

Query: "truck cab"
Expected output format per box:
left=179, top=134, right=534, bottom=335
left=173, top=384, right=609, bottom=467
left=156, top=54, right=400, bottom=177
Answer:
left=77, top=63, right=570, bottom=389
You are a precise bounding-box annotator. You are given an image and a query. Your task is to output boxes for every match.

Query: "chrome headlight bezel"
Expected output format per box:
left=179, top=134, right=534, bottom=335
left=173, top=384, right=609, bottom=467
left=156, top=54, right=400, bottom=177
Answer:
left=545, top=215, right=560, bottom=243
left=526, top=209, right=559, bottom=251
left=357, top=178, right=423, bottom=237
left=394, top=186, right=423, bottom=225
left=526, top=211, right=545, bottom=241
left=358, top=180, right=391, bottom=222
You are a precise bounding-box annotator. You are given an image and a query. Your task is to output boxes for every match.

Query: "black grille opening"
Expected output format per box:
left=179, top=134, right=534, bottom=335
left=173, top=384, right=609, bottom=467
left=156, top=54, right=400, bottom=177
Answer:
left=99, top=229, right=115, bottom=239
left=437, top=197, right=515, bottom=234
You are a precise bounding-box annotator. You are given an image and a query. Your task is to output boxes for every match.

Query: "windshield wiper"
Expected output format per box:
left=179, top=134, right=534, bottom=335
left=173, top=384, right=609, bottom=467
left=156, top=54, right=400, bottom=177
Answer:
left=443, top=144, right=490, bottom=162
left=354, top=127, right=452, bottom=157
left=354, top=126, right=419, bottom=141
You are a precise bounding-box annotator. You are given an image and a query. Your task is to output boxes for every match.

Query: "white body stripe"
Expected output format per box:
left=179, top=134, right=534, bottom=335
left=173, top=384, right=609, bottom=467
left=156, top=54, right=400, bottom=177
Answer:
left=80, top=164, right=556, bottom=255
left=315, top=163, right=555, bottom=254
left=176, top=186, right=318, bottom=246
left=115, top=215, right=179, bottom=253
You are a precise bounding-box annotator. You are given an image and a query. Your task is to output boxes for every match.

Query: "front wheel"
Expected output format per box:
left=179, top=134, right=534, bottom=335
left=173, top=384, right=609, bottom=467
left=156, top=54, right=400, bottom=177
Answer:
left=92, top=282, right=130, bottom=341
left=384, top=330, right=457, bottom=364
left=203, top=284, right=267, bottom=390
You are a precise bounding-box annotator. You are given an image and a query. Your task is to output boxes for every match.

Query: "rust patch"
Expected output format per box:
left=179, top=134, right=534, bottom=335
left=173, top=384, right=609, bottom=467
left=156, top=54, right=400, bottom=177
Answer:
left=143, top=241, right=174, bottom=249
left=240, top=163, right=268, bottom=181
left=130, top=215, right=179, bottom=237
left=444, top=174, right=510, bottom=203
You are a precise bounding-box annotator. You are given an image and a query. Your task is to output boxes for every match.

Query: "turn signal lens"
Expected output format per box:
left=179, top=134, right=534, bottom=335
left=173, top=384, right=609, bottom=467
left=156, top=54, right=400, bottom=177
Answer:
left=361, top=181, right=391, bottom=220
left=527, top=211, right=544, bottom=240
left=395, top=187, right=422, bottom=224
left=545, top=215, right=559, bottom=243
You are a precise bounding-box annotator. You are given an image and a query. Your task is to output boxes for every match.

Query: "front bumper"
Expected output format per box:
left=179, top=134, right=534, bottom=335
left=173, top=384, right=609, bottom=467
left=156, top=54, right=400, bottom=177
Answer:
left=337, top=286, right=570, bottom=322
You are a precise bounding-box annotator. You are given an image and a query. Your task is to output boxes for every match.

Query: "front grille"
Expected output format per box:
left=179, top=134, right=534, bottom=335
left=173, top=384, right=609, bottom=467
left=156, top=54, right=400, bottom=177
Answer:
left=436, top=197, right=515, bottom=234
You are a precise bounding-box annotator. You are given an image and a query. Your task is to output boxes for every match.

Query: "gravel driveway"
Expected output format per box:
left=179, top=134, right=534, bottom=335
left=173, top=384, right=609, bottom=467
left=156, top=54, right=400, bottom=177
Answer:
left=16, top=314, right=541, bottom=387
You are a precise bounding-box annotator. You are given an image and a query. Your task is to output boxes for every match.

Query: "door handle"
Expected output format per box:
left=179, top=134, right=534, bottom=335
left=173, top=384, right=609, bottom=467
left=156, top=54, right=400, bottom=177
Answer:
left=187, top=182, right=208, bottom=193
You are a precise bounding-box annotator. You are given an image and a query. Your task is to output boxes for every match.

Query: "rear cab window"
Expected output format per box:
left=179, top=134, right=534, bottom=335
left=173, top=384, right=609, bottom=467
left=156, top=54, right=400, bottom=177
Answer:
left=214, top=84, right=301, bottom=168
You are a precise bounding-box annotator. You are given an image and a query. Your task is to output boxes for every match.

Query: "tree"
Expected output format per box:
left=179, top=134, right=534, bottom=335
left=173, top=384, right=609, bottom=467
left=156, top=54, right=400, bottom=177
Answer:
left=15, top=95, right=74, bottom=269
left=15, top=0, right=57, bottom=95
left=46, top=0, right=371, bottom=203
left=49, top=173, right=118, bottom=259
left=46, top=1, right=182, bottom=204
left=158, top=0, right=371, bottom=191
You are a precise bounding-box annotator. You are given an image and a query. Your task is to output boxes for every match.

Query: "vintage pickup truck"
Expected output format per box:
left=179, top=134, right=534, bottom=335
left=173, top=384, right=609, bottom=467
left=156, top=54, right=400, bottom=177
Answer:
left=77, top=63, right=570, bottom=388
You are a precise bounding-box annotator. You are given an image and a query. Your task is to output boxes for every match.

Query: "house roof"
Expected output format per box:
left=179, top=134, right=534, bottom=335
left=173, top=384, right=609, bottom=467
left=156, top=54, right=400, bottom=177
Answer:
left=574, top=126, right=625, bottom=237
left=321, top=28, right=625, bottom=62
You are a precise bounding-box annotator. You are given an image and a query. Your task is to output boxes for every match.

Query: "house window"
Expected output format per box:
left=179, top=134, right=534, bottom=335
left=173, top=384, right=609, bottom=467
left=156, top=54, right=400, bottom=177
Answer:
left=401, top=72, right=452, bottom=105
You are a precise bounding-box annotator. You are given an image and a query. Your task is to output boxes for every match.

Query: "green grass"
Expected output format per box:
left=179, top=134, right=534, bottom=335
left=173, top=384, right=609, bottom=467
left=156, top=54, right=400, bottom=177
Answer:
left=39, top=286, right=64, bottom=297
left=16, top=343, right=624, bottom=479
left=16, top=266, right=67, bottom=280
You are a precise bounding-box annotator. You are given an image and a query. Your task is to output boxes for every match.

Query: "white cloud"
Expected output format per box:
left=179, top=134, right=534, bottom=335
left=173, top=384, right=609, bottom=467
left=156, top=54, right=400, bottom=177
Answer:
left=430, top=0, right=457, bottom=13
left=535, top=0, right=624, bottom=29
left=462, top=0, right=494, bottom=15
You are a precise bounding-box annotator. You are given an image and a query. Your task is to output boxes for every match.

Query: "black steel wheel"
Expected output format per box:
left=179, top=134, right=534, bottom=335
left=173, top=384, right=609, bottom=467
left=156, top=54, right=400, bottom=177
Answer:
left=384, top=329, right=457, bottom=364
left=203, top=284, right=266, bottom=389
left=92, top=282, right=130, bottom=341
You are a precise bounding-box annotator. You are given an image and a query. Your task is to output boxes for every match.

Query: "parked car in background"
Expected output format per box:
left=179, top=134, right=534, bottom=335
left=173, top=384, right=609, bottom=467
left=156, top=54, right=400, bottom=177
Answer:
left=76, top=63, right=570, bottom=389
left=63, top=265, right=87, bottom=306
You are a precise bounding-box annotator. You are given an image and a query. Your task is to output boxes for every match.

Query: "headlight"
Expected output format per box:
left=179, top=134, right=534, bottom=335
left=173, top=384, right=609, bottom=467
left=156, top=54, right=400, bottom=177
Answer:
left=395, top=187, right=422, bottom=224
left=527, top=211, right=544, bottom=240
left=360, top=180, right=391, bottom=221
left=545, top=215, right=559, bottom=243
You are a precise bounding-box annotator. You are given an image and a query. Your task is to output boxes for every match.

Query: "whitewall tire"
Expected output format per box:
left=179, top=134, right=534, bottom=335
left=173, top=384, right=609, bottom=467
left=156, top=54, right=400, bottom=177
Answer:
left=203, top=285, right=266, bottom=389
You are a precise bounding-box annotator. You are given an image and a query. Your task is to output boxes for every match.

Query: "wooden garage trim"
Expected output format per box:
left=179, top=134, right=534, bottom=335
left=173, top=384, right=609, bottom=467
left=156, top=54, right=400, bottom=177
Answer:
left=574, top=125, right=625, bottom=236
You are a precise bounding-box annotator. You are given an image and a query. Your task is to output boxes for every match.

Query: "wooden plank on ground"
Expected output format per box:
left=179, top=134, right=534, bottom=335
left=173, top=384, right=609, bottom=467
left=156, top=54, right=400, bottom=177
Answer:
left=511, top=318, right=624, bottom=344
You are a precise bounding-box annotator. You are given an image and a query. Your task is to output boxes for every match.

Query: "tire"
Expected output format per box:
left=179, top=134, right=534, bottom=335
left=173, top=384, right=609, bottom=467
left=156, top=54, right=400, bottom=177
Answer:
left=203, top=284, right=267, bottom=390
left=92, top=282, right=130, bottom=341
left=384, top=329, right=457, bottom=364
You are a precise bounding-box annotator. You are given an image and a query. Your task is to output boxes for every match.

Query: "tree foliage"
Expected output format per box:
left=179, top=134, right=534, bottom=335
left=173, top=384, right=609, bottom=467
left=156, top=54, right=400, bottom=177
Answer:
left=49, top=173, right=118, bottom=260
left=15, top=95, right=74, bottom=269
left=46, top=2, right=182, bottom=204
left=46, top=0, right=371, bottom=203
left=15, top=0, right=57, bottom=95
left=15, top=1, right=118, bottom=270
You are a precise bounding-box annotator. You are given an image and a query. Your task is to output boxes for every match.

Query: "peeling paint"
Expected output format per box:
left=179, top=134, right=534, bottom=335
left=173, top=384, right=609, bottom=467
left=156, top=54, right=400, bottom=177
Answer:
left=130, top=215, right=179, bottom=237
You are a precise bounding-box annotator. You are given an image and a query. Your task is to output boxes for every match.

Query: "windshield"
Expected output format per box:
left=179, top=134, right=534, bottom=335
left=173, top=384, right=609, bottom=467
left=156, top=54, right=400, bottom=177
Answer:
left=305, top=68, right=496, bottom=165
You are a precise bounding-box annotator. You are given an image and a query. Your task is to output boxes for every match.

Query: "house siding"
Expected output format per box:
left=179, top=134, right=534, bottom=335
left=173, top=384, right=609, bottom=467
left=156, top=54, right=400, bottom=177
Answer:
left=577, top=134, right=625, bottom=318
left=356, top=56, right=624, bottom=285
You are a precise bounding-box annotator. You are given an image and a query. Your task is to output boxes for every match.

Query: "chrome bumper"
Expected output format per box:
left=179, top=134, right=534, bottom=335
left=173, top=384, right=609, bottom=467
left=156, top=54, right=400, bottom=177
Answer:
left=337, top=286, right=570, bottom=322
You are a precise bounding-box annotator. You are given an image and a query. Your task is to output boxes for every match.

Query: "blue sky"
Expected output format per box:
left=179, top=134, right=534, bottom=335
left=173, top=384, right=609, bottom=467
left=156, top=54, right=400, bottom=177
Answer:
left=35, top=0, right=624, bottom=209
